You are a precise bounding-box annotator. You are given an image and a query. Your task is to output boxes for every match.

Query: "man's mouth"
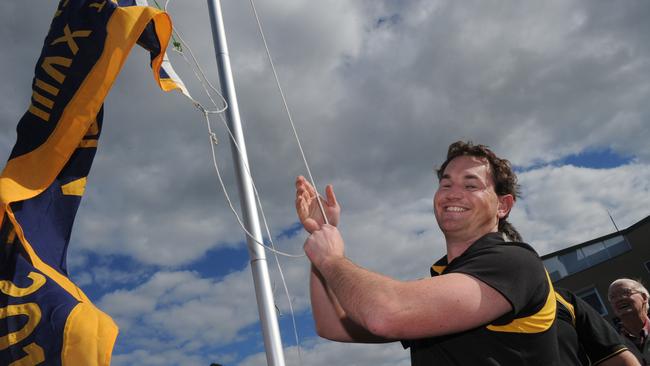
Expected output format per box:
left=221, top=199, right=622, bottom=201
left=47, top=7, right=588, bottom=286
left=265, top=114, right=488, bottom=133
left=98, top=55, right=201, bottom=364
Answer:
left=445, top=206, right=467, bottom=212
left=616, top=302, right=633, bottom=312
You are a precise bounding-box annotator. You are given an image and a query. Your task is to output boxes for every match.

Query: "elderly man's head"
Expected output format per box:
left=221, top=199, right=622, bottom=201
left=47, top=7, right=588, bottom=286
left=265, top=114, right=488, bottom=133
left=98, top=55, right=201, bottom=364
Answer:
left=608, top=278, right=649, bottom=320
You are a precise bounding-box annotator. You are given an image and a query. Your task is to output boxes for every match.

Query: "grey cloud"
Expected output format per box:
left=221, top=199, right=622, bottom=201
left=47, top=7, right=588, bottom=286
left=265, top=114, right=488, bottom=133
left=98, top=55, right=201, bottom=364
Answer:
left=240, top=340, right=410, bottom=366
left=99, top=269, right=262, bottom=357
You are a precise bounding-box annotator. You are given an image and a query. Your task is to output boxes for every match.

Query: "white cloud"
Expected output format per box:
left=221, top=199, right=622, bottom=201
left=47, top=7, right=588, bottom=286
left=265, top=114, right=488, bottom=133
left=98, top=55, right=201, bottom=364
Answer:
left=512, top=162, right=650, bottom=255
left=239, top=339, right=410, bottom=366
left=111, top=347, right=227, bottom=366
left=99, top=270, right=262, bottom=346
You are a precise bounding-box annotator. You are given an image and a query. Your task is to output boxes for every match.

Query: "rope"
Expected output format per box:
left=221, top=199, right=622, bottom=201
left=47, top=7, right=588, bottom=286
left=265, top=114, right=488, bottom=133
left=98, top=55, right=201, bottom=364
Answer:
left=171, top=27, right=227, bottom=114
left=248, top=0, right=328, bottom=226
left=213, top=111, right=305, bottom=364
left=158, top=1, right=317, bottom=362
left=202, top=106, right=305, bottom=364
left=200, top=107, right=304, bottom=258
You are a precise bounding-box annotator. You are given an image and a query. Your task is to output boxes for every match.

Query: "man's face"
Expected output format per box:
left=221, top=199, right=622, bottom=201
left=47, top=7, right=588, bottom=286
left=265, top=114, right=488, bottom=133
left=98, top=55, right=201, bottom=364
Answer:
left=434, top=155, right=510, bottom=242
left=608, top=282, right=648, bottom=320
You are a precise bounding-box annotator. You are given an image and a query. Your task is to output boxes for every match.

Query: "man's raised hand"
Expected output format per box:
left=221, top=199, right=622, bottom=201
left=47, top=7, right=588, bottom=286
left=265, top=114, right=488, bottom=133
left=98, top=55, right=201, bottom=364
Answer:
left=295, top=176, right=340, bottom=233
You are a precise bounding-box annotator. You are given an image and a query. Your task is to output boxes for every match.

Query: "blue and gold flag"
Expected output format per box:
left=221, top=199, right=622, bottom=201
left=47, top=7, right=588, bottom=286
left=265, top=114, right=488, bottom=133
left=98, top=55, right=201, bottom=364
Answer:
left=0, top=0, right=184, bottom=364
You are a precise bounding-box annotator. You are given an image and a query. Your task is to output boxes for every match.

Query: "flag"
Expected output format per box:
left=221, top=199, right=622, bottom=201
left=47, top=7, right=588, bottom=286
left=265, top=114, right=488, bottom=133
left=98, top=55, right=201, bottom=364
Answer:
left=0, top=0, right=183, bottom=364
left=123, top=0, right=191, bottom=98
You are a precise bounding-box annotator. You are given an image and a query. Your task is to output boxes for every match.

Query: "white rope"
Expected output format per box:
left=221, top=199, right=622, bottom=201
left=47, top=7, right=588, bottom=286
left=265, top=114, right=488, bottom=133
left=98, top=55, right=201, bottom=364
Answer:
left=169, top=16, right=302, bottom=259
left=201, top=108, right=304, bottom=258
left=213, top=110, right=305, bottom=364
left=161, top=1, right=311, bottom=362
left=202, top=106, right=306, bottom=363
left=248, top=0, right=328, bottom=227
left=245, top=2, right=339, bottom=362
left=171, top=27, right=228, bottom=114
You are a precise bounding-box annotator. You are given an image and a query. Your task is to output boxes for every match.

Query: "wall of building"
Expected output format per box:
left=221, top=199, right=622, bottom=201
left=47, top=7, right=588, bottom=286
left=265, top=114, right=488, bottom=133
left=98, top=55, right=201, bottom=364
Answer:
left=552, top=218, right=650, bottom=322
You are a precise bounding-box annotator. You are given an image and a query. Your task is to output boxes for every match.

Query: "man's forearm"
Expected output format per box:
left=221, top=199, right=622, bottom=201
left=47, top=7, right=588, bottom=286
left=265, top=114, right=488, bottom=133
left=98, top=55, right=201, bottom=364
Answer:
left=317, top=256, right=398, bottom=337
left=310, top=265, right=349, bottom=339
left=310, top=265, right=388, bottom=342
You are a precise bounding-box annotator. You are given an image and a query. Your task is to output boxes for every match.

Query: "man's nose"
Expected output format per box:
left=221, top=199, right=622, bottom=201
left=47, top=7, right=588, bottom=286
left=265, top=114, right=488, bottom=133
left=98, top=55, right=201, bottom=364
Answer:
left=444, top=186, right=463, bottom=199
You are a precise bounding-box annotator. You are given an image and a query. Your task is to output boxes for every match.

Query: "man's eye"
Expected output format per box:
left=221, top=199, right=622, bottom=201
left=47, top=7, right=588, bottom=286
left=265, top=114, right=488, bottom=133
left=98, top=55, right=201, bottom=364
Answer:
left=465, top=185, right=477, bottom=189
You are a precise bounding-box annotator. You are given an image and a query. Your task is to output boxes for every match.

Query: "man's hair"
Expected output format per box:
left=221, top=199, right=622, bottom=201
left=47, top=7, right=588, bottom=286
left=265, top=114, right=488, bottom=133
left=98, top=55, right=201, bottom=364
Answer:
left=436, top=141, right=522, bottom=241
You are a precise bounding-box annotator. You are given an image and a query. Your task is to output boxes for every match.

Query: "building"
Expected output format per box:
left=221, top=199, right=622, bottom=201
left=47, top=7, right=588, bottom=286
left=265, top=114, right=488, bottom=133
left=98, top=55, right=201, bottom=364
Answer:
left=542, top=215, right=650, bottom=322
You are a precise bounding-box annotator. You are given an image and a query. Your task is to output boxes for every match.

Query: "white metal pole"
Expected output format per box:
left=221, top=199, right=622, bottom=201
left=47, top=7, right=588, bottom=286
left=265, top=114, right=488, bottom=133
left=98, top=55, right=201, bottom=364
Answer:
left=206, top=1, right=286, bottom=365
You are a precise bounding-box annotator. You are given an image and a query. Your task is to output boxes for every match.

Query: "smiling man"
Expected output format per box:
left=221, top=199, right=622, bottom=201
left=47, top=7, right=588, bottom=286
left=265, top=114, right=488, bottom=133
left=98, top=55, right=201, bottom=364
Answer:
left=608, top=279, right=650, bottom=364
left=295, top=141, right=560, bottom=365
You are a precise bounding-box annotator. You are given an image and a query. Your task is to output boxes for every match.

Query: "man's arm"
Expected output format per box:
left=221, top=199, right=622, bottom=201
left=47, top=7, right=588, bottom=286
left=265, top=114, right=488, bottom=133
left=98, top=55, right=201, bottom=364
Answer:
left=305, top=225, right=513, bottom=340
left=296, top=179, right=387, bottom=341
left=309, top=265, right=389, bottom=342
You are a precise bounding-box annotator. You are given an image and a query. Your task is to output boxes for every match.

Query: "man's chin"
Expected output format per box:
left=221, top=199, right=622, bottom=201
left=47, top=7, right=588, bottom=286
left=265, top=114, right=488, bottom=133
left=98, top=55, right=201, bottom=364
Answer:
left=440, top=228, right=463, bottom=239
left=438, top=221, right=467, bottom=233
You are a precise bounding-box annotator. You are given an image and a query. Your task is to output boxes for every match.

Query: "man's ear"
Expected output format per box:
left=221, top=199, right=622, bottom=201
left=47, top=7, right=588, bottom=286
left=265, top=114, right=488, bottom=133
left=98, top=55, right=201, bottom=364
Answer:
left=497, top=194, right=514, bottom=219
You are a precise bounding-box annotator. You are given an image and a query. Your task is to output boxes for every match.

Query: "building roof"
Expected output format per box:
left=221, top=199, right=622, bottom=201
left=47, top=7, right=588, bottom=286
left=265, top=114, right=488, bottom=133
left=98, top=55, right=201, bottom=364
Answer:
left=541, top=214, right=650, bottom=260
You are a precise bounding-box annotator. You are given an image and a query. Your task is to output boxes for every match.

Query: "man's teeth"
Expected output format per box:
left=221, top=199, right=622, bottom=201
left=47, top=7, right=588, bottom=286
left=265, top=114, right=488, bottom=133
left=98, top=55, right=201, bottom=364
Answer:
left=446, top=207, right=467, bottom=212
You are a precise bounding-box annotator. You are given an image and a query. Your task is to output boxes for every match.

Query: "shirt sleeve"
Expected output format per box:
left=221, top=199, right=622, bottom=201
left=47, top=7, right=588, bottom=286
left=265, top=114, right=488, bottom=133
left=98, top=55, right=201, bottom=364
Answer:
left=448, top=243, right=549, bottom=319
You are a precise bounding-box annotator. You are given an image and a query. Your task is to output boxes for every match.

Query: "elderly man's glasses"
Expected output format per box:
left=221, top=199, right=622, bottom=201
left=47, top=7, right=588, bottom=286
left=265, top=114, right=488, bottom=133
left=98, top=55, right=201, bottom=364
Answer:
left=608, top=288, right=642, bottom=302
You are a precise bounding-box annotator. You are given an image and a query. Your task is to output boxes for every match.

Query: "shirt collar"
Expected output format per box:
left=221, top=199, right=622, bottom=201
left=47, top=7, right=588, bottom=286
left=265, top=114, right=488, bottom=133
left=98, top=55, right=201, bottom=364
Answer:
left=621, top=316, right=650, bottom=341
left=430, top=232, right=506, bottom=276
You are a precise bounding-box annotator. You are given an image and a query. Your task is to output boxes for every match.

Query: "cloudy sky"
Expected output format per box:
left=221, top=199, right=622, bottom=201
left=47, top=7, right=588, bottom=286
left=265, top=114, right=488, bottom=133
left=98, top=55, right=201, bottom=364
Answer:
left=2, top=0, right=650, bottom=365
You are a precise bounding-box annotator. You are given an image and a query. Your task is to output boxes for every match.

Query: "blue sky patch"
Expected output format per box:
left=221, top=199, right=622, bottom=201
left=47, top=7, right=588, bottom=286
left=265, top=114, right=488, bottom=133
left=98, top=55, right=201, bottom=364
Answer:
left=70, top=252, right=156, bottom=300
left=376, top=13, right=400, bottom=28
left=189, top=245, right=250, bottom=279
left=277, top=221, right=304, bottom=240
left=559, top=148, right=634, bottom=169
left=515, top=148, right=635, bottom=172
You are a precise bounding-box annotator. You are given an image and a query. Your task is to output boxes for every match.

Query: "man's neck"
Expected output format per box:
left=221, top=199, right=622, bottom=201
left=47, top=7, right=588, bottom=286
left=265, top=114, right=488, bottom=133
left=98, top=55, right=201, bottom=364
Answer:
left=621, top=314, right=649, bottom=337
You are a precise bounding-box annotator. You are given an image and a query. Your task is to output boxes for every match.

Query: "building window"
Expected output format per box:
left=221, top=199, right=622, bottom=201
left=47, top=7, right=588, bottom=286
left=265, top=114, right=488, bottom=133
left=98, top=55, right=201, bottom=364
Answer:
left=582, top=241, right=610, bottom=266
left=558, top=249, right=590, bottom=274
left=604, top=236, right=631, bottom=257
left=576, top=287, right=608, bottom=316
left=543, top=235, right=631, bottom=282
left=544, top=256, right=569, bottom=282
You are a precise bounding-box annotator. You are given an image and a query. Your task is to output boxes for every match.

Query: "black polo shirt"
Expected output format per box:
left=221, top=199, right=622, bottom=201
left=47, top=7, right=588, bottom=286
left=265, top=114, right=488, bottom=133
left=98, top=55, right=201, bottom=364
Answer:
left=404, top=232, right=559, bottom=366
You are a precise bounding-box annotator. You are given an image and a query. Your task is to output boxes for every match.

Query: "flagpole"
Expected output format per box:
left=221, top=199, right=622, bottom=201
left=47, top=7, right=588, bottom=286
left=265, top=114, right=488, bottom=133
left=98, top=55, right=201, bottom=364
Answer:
left=206, top=1, right=287, bottom=365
